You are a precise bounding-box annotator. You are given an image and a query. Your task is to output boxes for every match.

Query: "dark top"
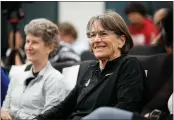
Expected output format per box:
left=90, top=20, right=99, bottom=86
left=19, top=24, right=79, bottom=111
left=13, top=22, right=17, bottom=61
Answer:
left=37, top=55, right=146, bottom=120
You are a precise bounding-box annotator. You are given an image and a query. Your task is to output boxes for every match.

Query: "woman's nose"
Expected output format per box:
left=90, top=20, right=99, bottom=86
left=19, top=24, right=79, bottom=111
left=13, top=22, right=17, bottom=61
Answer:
left=25, top=42, right=32, bottom=50
left=93, top=34, right=102, bottom=42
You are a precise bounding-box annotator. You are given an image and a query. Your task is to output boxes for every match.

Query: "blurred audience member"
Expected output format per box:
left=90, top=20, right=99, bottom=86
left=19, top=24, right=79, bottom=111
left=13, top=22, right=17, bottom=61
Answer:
left=49, top=22, right=80, bottom=64
left=6, top=31, right=25, bottom=58
left=1, top=66, right=10, bottom=106
left=5, top=31, right=25, bottom=71
left=6, top=30, right=25, bottom=61
left=1, top=18, right=69, bottom=120
left=125, top=2, right=158, bottom=46
left=151, top=8, right=168, bottom=44
left=153, top=8, right=168, bottom=32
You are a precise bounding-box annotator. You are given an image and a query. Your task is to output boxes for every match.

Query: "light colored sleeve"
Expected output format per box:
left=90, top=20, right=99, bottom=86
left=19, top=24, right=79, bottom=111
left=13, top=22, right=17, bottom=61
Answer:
left=42, top=75, right=70, bottom=113
left=2, top=77, right=14, bottom=109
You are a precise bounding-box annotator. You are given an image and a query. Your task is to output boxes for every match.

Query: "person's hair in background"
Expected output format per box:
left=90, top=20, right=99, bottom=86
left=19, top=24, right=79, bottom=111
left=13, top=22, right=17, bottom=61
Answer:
left=124, top=2, right=158, bottom=46
left=58, top=22, right=78, bottom=44
left=87, top=10, right=134, bottom=54
left=24, top=18, right=59, bottom=57
left=125, top=2, right=148, bottom=18
left=125, top=2, right=149, bottom=27
left=5, top=49, right=24, bottom=72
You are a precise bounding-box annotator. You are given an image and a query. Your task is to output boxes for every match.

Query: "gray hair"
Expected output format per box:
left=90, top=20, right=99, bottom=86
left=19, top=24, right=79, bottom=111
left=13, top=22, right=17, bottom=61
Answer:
left=87, top=10, right=133, bottom=54
left=24, top=18, right=59, bottom=55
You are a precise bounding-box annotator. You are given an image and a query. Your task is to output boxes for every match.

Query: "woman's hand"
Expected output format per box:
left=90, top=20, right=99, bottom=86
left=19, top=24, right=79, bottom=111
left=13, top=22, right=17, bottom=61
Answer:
left=1, top=109, right=12, bottom=120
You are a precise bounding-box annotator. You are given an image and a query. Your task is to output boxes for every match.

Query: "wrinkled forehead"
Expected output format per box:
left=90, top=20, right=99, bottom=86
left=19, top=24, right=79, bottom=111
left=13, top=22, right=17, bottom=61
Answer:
left=89, top=20, right=105, bottom=32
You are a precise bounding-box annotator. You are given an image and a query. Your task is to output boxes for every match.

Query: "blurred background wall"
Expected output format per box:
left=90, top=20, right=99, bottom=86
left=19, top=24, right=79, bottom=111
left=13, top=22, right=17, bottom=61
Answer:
left=1, top=1, right=173, bottom=57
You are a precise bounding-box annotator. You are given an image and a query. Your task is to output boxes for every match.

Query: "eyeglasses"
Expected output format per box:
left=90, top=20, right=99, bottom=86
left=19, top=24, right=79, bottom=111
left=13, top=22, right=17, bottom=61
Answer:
left=86, top=30, right=115, bottom=39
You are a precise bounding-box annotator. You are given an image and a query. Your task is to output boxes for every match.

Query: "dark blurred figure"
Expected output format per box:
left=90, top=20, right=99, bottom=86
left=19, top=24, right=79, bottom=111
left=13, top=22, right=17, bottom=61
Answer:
left=49, top=22, right=80, bottom=64
left=141, top=8, right=173, bottom=119
left=125, top=2, right=158, bottom=46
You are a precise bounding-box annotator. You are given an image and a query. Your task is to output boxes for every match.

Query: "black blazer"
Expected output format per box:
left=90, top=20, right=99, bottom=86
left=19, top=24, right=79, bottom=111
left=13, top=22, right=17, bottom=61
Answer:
left=37, top=55, right=146, bottom=120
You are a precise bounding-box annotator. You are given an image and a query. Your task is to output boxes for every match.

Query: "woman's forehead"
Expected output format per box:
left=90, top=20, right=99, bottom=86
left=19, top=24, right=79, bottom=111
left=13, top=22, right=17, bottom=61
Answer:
left=90, top=21, right=104, bottom=31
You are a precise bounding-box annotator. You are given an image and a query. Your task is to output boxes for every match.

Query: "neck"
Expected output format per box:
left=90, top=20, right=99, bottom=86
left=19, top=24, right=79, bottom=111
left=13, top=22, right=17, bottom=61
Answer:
left=99, top=51, right=121, bottom=70
left=32, top=58, right=48, bottom=73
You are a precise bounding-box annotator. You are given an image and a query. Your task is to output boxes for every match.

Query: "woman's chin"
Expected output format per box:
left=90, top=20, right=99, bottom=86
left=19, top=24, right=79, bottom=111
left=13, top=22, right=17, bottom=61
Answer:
left=26, top=58, right=34, bottom=62
left=95, top=54, right=107, bottom=60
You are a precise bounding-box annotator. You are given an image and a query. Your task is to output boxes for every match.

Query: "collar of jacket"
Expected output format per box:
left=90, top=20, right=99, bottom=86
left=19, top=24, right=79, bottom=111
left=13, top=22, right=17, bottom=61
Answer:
left=92, top=54, right=127, bottom=72
left=24, top=61, right=51, bottom=78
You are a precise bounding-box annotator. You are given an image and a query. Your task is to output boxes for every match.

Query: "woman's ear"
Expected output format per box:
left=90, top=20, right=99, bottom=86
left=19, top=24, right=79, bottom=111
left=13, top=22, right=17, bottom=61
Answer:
left=118, top=35, right=126, bottom=49
left=48, top=43, right=54, bottom=54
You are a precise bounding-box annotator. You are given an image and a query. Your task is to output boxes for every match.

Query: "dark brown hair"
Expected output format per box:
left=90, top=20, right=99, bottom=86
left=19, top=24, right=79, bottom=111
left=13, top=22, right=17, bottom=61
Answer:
left=58, top=22, right=78, bottom=40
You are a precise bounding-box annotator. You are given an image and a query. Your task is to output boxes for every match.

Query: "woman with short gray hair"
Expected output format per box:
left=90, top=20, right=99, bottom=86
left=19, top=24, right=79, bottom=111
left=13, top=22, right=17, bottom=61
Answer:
left=1, top=18, right=69, bottom=120
left=36, top=10, right=145, bottom=120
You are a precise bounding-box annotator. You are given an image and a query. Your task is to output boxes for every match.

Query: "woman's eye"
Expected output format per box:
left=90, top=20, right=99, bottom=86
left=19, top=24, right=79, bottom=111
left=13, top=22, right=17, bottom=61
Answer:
left=26, top=40, right=29, bottom=43
left=101, top=32, right=108, bottom=36
left=90, top=33, right=96, bottom=38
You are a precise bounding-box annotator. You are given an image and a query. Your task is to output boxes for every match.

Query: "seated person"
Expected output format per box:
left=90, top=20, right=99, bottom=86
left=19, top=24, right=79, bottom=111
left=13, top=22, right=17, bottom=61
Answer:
left=49, top=22, right=81, bottom=64
left=6, top=30, right=25, bottom=59
left=35, top=10, right=145, bottom=120
left=1, top=18, right=69, bottom=120
left=128, top=8, right=169, bottom=55
left=82, top=8, right=173, bottom=120
left=124, top=2, right=158, bottom=46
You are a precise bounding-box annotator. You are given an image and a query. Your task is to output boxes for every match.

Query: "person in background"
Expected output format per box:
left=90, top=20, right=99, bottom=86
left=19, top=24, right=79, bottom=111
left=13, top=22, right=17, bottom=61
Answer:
left=35, top=10, right=145, bottom=120
left=151, top=8, right=168, bottom=44
left=128, top=8, right=168, bottom=55
left=1, top=18, right=69, bottom=120
left=49, top=22, right=80, bottom=64
left=142, top=9, right=173, bottom=118
left=125, top=2, right=158, bottom=46
left=4, top=31, right=25, bottom=72
left=1, top=66, right=10, bottom=106
left=6, top=30, right=25, bottom=59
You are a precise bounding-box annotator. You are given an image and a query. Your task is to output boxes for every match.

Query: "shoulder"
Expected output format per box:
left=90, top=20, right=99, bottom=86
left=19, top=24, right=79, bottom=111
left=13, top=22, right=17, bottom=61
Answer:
left=44, top=66, right=70, bottom=90
left=118, top=55, right=142, bottom=72
left=120, top=55, right=140, bottom=65
left=45, top=65, right=64, bottom=80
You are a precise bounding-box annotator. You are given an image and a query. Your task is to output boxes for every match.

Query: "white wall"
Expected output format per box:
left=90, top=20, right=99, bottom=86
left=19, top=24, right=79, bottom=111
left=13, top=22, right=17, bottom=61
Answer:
left=58, top=2, right=105, bottom=43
